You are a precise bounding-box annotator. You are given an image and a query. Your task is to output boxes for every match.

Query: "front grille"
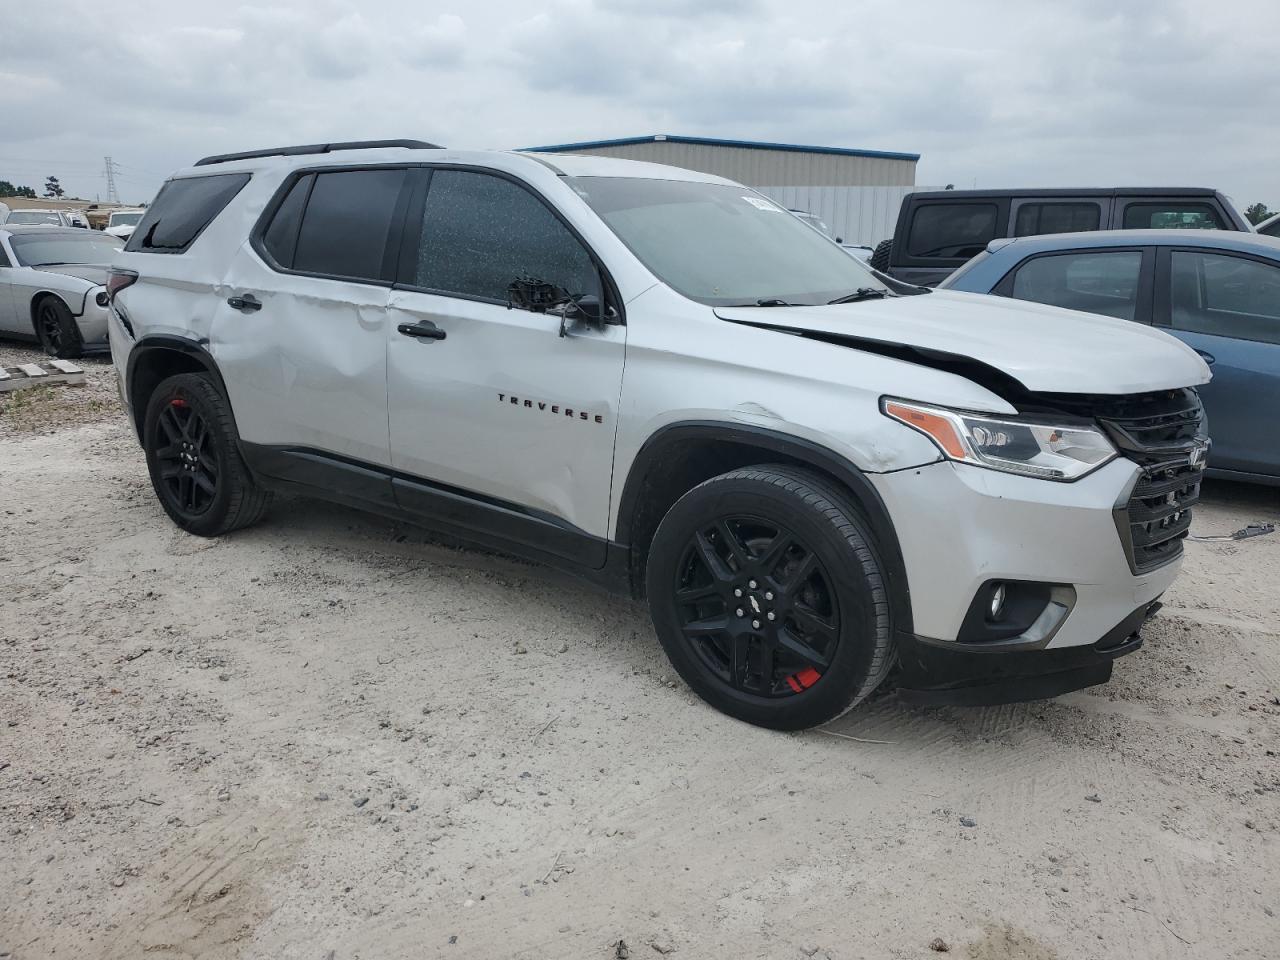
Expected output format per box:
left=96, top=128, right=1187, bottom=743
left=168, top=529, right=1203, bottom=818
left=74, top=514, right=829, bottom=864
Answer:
left=1092, top=389, right=1206, bottom=573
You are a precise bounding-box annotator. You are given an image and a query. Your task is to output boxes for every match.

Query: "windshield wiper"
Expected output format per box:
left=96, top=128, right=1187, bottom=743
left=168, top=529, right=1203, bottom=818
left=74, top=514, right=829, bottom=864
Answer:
left=753, top=298, right=796, bottom=307
left=828, top=287, right=891, bottom=304
left=32, top=261, right=78, bottom=267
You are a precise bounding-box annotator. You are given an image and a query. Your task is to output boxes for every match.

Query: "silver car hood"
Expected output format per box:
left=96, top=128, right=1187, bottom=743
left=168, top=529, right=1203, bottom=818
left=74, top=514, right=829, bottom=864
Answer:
left=715, top=288, right=1211, bottom=395
left=36, top=264, right=109, bottom=287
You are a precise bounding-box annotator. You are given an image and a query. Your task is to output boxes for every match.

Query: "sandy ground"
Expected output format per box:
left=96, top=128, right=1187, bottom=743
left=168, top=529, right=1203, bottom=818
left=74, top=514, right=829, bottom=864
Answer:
left=1, top=342, right=1277, bottom=960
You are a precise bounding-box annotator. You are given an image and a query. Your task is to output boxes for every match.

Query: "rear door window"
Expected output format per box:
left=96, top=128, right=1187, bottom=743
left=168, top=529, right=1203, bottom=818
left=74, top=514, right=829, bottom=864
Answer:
left=290, top=169, right=407, bottom=282
left=125, top=173, right=250, bottom=254
left=413, top=169, right=597, bottom=302
left=1122, top=202, right=1224, bottom=230
left=907, top=203, right=998, bottom=260
left=1168, top=251, right=1280, bottom=344
left=1013, top=202, right=1102, bottom=237
left=1008, top=250, right=1144, bottom=321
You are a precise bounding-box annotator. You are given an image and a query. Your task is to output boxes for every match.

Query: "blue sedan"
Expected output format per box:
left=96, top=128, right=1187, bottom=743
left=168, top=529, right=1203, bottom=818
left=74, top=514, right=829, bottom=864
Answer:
left=942, top=229, right=1280, bottom=484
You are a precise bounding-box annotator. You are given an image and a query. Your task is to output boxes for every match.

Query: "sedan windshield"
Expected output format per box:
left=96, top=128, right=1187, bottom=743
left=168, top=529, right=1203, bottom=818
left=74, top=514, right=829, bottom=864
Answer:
left=567, top=177, right=887, bottom=306
left=110, top=212, right=143, bottom=226
left=10, top=233, right=123, bottom=266
left=7, top=211, right=64, bottom=225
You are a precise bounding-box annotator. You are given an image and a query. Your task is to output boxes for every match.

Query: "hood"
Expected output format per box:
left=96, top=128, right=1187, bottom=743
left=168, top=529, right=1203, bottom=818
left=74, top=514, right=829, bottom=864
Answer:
left=36, top=264, right=109, bottom=286
left=714, top=289, right=1210, bottom=396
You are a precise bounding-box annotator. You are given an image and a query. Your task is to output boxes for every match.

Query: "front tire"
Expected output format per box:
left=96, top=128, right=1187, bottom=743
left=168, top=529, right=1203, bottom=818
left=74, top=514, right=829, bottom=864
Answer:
left=646, top=466, right=894, bottom=730
left=142, top=373, right=271, bottom=537
left=34, top=296, right=83, bottom=359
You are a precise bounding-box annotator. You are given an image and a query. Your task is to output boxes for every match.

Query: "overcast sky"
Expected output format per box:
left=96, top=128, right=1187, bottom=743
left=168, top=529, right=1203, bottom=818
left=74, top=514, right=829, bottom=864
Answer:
left=4, top=0, right=1277, bottom=209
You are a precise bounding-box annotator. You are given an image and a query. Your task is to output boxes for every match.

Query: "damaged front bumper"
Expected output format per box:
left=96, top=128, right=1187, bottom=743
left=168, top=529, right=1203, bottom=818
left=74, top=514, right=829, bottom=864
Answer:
left=894, top=599, right=1159, bottom=706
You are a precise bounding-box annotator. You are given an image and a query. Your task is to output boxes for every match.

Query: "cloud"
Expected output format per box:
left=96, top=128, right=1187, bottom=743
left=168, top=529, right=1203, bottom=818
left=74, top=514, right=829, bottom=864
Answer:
left=1, top=0, right=1276, bottom=208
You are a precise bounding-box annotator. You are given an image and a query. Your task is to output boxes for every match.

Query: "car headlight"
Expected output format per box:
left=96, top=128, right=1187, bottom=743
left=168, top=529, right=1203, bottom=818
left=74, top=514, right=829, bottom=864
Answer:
left=882, top=398, right=1116, bottom=481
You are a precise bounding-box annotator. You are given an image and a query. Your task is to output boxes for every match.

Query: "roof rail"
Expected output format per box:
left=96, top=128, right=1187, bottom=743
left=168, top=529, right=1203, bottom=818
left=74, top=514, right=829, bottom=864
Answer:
left=194, top=139, right=444, bottom=167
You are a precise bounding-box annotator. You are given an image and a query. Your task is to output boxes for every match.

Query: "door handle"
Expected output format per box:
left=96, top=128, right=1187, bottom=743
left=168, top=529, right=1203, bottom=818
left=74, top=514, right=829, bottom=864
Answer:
left=227, top=294, right=262, bottom=313
left=1194, top=348, right=1216, bottom=366
left=397, top=320, right=446, bottom=341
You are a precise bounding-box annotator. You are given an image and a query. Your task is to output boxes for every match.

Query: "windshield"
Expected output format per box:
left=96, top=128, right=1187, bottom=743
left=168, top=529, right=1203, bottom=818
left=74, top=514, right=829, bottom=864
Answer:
left=110, top=212, right=143, bottom=226
left=7, top=211, right=64, bottom=225
left=567, top=177, right=886, bottom=306
left=10, top=233, right=124, bottom=266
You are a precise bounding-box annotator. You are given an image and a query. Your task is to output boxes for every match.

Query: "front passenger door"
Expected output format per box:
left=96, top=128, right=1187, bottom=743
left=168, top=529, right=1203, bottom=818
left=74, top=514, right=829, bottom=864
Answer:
left=385, top=168, right=626, bottom=567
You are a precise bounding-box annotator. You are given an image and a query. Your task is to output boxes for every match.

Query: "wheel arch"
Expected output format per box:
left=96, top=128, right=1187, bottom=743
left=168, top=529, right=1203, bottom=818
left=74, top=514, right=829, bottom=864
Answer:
left=126, top=336, right=233, bottom=439
left=614, top=421, right=913, bottom=634
left=28, top=291, right=74, bottom=337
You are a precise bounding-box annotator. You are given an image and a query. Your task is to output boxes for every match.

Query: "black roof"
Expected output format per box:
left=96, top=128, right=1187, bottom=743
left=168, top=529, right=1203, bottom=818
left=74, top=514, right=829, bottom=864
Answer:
left=908, top=187, right=1222, bottom=200
left=194, top=139, right=443, bottom=166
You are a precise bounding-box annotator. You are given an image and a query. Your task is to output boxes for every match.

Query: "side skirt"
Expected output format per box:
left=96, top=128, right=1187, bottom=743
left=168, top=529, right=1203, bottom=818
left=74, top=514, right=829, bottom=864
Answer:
left=239, top=443, right=633, bottom=596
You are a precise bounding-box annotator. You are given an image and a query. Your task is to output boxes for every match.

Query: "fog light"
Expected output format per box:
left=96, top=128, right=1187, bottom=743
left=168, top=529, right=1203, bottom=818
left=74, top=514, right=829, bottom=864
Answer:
left=988, top=582, right=1007, bottom=621
left=95, top=290, right=110, bottom=307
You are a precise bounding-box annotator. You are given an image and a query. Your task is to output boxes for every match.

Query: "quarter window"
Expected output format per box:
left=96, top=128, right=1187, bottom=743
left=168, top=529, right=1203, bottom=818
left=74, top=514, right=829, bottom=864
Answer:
left=907, top=204, right=998, bottom=260
left=291, top=169, right=406, bottom=281
left=415, top=170, right=597, bottom=302
left=1169, top=251, right=1280, bottom=345
left=1010, top=250, right=1143, bottom=321
left=261, top=174, right=312, bottom=269
left=126, top=173, right=250, bottom=254
left=1014, top=203, right=1101, bottom=237
left=1123, top=203, right=1223, bottom=230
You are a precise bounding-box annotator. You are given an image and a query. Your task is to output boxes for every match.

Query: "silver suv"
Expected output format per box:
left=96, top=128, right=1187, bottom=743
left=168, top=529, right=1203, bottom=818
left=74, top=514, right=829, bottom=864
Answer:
left=107, top=140, right=1211, bottom=730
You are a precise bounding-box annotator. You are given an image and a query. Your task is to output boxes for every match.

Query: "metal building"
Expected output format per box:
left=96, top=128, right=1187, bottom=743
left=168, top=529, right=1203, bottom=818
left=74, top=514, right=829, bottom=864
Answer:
left=519, top=134, right=926, bottom=245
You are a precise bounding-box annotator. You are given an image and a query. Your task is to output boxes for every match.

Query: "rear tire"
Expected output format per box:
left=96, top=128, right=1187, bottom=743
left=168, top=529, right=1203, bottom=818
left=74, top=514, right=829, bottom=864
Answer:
left=868, top=238, right=894, bottom=274
left=142, top=373, right=271, bottom=537
left=34, top=296, right=83, bottom=359
left=645, top=465, right=894, bottom=730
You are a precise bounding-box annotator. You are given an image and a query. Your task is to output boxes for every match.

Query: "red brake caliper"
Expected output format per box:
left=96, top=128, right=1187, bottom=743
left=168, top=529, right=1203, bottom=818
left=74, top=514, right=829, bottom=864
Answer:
left=785, top=668, right=822, bottom=693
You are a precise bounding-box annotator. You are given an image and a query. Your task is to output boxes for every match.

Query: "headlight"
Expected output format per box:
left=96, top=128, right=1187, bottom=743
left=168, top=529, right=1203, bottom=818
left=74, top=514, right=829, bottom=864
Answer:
left=882, top=398, right=1116, bottom=481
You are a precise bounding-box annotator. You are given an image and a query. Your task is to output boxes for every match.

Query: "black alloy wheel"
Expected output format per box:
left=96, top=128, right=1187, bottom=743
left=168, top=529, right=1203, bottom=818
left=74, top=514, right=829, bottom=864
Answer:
left=674, top=516, right=840, bottom=698
left=35, top=297, right=83, bottom=359
left=142, top=372, right=271, bottom=537
left=151, top=395, right=221, bottom=517
left=646, top=465, right=895, bottom=730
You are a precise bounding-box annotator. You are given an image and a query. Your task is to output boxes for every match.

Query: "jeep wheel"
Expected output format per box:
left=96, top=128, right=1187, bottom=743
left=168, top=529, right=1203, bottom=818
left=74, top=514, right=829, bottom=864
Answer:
left=646, top=466, right=894, bottom=730
left=142, top=373, right=271, bottom=537
left=868, top=238, right=893, bottom=274
left=35, top=297, right=83, bottom=359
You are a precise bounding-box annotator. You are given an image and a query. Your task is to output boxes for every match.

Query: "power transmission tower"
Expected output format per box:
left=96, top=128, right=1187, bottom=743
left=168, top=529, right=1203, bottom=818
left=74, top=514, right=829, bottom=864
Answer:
left=103, top=157, right=120, bottom=204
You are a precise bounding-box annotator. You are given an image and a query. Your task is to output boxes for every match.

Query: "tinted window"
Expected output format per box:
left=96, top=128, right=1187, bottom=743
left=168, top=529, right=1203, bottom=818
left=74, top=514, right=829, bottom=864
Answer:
left=1123, top=203, right=1223, bottom=230
left=1010, top=250, right=1143, bottom=321
left=569, top=176, right=885, bottom=306
left=416, top=170, right=596, bottom=301
left=1258, top=217, right=1280, bottom=238
left=261, top=174, right=312, bottom=269
left=1169, top=251, right=1280, bottom=344
left=126, top=174, right=250, bottom=254
left=1014, top=203, right=1102, bottom=237
left=0, top=244, right=10, bottom=268
left=907, top=204, right=998, bottom=259
left=293, top=169, right=406, bottom=281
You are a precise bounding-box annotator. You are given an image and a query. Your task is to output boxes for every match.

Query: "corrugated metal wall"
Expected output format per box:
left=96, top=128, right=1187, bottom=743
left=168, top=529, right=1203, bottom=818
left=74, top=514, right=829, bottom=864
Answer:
left=556, top=141, right=916, bottom=188
left=754, top=185, right=942, bottom=247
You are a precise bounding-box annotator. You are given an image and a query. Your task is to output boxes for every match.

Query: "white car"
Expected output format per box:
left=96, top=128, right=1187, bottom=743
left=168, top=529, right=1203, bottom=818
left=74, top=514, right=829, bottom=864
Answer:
left=5, top=209, right=74, bottom=227
left=0, top=225, right=122, bottom=356
left=1257, top=212, right=1280, bottom=238
left=108, top=140, right=1210, bottom=729
left=105, top=209, right=146, bottom=239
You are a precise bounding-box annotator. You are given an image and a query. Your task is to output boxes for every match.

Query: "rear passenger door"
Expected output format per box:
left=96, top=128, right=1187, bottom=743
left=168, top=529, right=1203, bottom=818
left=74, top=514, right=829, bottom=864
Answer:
left=213, top=166, right=411, bottom=483
left=1008, top=199, right=1106, bottom=238
left=1154, top=247, right=1280, bottom=477
left=384, top=167, right=626, bottom=566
